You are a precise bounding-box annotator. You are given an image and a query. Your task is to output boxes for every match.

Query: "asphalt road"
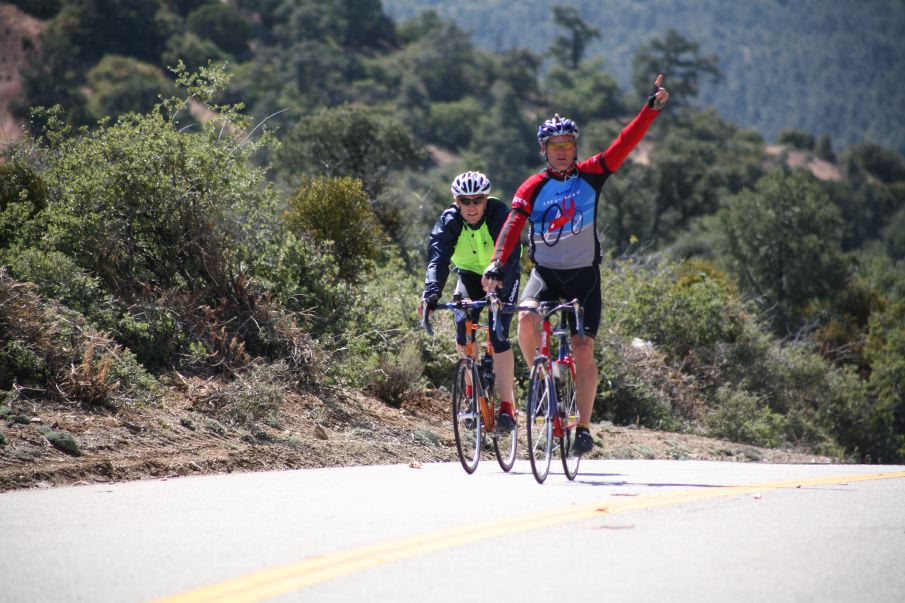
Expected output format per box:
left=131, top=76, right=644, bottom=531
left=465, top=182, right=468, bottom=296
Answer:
left=2, top=460, right=904, bottom=603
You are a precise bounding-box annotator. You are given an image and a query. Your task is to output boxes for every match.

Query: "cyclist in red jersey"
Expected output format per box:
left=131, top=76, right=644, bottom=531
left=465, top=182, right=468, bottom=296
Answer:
left=483, top=74, right=670, bottom=454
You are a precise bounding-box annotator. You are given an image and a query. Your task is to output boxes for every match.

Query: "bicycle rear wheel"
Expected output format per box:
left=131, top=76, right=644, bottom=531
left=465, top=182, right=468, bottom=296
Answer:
left=526, top=359, right=553, bottom=484
left=557, top=362, right=580, bottom=480
left=493, top=404, right=518, bottom=472
left=451, top=360, right=481, bottom=474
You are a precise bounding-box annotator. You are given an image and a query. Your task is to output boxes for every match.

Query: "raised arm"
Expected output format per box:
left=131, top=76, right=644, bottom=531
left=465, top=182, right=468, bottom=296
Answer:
left=602, top=74, right=669, bottom=173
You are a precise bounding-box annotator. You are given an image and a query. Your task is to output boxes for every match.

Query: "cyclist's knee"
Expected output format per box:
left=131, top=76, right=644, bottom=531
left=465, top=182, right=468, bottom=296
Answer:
left=518, top=309, right=539, bottom=331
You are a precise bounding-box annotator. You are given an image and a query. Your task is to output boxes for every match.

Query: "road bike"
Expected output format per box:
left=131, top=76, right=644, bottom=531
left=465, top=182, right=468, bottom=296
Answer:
left=498, top=299, right=584, bottom=484
left=422, top=296, right=518, bottom=474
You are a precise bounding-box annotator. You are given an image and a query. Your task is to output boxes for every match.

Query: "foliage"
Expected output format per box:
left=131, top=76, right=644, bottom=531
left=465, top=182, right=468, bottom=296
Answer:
left=549, top=5, right=600, bottom=69
left=55, top=0, right=171, bottom=65
left=85, top=55, right=177, bottom=121
left=0, top=161, right=48, bottom=251
left=600, top=257, right=743, bottom=362
left=35, top=64, right=276, bottom=300
left=864, top=301, right=905, bottom=461
left=276, top=106, right=423, bottom=198
left=544, top=61, right=624, bottom=124
left=717, top=170, right=847, bottom=332
left=778, top=129, right=815, bottom=151
left=8, top=0, right=62, bottom=19
left=2, top=249, right=116, bottom=329
left=190, top=361, right=291, bottom=429
left=284, top=176, right=383, bottom=283
left=0, top=268, right=161, bottom=408
left=706, top=386, right=785, bottom=448
left=845, top=143, right=905, bottom=184
left=186, top=2, right=252, bottom=58
left=37, top=425, right=81, bottom=456
left=631, top=28, right=721, bottom=106
left=162, top=33, right=231, bottom=73
left=384, top=1, right=905, bottom=155
left=368, top=340, right=424, bottom=407
left=253, top=231, right=353, bottom=333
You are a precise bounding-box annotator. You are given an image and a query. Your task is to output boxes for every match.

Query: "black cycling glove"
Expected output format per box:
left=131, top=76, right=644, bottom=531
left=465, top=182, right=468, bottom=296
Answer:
left=483, top=261, right=504, bottom=282
left=422, top=294, right=438, bottom=312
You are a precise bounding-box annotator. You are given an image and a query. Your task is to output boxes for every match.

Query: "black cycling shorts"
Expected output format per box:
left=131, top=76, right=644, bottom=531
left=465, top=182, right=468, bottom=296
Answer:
left=521, top=265, right=600, bottom=338
left=453, top=267, right=519, bottom=353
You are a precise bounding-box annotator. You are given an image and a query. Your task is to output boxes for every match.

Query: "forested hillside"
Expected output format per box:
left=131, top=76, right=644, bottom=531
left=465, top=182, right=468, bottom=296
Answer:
left=384, top=0, right=905, bottom=156
left=2, top=0, right=905, bottom=467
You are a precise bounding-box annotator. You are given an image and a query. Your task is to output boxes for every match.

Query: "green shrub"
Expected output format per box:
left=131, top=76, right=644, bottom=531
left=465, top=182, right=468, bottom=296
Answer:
left=162, top=32, right=230, bottom=73
left=864, top=301, right=905, bottom=461
left=712, top=318, right=868, bottom=455
left=284, top=176, right=383, bottom=283
left=85, top=55, right=178, bottom=121
left=595, top=334, right=687, bottom=430
left=4, top=249, right=116, bottom=329
left=368, top=340, right=424, bottom=407
left=0, top=268, right=160, bottom=408
left=186, top=2, right=252, bottom=58
left=116, top=302, right=184, bottom=372
left=601, top=257, right=743, bottom=361
left=37, top=425, right=80, bottom=456
left=706, top=386, right=785, bottom=448
left=778, top=129, right=815, bottom=151
left=0, top=161, right=48, bottom=250
left=36, top=64, right=279, bottom=301
left=190, top=361, right=290, bottom=429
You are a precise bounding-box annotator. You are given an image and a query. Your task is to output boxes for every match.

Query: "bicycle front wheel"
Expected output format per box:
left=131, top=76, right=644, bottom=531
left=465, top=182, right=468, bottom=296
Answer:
left=451, top=360, right=481, bottom=474
left=557, top=362, right=581, bottom=480
left=493, top=403, right=518, bottom=472
left=526, top=359, right=554, bottom=484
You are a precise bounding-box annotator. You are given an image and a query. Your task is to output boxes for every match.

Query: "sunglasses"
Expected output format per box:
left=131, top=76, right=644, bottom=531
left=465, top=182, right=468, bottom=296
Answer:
left=457, top=195, right=487, bottom=206
left=546, top=140, right=576, bottom=152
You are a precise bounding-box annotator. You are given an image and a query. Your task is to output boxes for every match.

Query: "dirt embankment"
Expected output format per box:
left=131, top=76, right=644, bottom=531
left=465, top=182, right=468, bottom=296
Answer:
left=1, top=382, right=835, bottom=492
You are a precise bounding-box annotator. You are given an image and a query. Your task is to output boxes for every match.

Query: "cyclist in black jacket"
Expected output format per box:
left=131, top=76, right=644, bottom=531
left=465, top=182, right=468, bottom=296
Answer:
left=421, top=171, right=522, bottom=432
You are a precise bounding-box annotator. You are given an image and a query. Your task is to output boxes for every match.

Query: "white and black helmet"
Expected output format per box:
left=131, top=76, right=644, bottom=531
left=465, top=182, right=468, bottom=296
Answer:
left=450, top=171, right=491, bottom=197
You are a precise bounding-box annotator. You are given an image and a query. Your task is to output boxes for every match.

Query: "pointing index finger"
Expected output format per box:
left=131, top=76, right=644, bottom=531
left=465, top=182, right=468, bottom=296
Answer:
left=654, top=73, right=664, bottom=88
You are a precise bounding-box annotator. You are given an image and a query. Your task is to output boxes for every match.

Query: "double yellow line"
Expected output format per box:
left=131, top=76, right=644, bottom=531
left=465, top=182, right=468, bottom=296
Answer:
left=152, top=470, right=905, bottom=603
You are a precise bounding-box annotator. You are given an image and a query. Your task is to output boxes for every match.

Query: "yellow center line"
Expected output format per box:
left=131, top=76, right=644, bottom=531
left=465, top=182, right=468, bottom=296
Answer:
left=150, top=470, right=905, bottom=603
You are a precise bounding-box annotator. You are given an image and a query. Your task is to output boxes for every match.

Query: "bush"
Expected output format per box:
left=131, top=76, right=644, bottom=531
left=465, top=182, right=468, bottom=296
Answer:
left=0, top=268, right=160, bottom=408
left=706, top=386, right=785, bottom=447
left=0, top=161, right=48, bottom=251
left=864, top=301, right=905, bottom=461
left=284, top=176, right=383, bottom=283
left=186, top=2, right=252, bottom=58
left=717, top=170, right=847, bottom=332
left=36, top=64, right=279, bottom=301
left=37, top=425, right=80, bottom=456
left=85, top=55, right=177, bottom=120
left=778, top=129, right=815, bottom=150
left=162, top=33, right=230, bottom=73
left=3, top=249, right=116, bottom=329
left=189, top=361, right=290, bottom=429
left=8, top=0, right=62, bottom=19
left=595, top=333, right=695, bottom=430
left=368, top=341, right=424, bottom=407
left=712, top=318, right=868, bottom=456
left=601, top=257, right=743, bottom=361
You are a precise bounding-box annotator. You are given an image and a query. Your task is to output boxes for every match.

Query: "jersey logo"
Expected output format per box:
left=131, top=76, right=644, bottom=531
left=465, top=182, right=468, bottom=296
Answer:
left=540, top=197, right=584, bottom=246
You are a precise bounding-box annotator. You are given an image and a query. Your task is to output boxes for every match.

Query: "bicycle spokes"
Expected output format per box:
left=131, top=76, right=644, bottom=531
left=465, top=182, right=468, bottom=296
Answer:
left=526, top=363, right=554, bottom=483
left=452, top=361, right=481, bottom=474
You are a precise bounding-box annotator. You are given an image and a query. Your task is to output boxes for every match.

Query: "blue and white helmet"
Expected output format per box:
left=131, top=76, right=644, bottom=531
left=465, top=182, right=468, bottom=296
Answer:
left=537, top=114, right=579, bottom=144
left=450, top=171, right=491, bottom=197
